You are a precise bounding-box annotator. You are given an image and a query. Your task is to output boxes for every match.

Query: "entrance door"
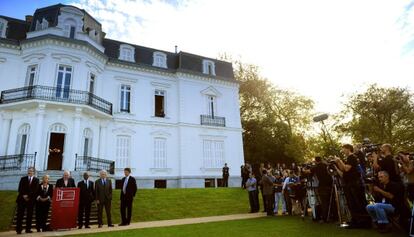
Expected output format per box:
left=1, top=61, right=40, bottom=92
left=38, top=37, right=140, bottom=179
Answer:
left=47, top=133, right=65, bottom=170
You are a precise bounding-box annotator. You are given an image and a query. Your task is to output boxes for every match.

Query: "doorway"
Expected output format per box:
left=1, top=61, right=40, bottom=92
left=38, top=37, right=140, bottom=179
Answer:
left=47, top=133, right=65, bottom=170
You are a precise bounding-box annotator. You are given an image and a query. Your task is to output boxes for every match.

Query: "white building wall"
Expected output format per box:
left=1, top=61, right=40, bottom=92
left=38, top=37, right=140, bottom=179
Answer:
left=0, top=37, right=244, bottom=189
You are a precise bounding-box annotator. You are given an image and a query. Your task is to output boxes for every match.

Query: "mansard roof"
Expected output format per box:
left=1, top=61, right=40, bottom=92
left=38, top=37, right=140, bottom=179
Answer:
left=0, top=4, right=235, bottom=82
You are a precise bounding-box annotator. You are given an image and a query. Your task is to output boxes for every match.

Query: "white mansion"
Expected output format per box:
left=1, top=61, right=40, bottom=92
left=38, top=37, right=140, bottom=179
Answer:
left=0, top=4, right=244, bottom=189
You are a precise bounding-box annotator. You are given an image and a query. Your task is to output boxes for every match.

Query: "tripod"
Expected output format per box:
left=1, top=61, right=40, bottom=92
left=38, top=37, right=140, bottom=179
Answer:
left=327, top=174, right=352, bottom=227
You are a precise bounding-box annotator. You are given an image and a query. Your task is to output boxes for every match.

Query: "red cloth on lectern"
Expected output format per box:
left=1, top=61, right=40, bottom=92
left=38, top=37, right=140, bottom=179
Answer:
left=50, top=188, right=80, bottom=229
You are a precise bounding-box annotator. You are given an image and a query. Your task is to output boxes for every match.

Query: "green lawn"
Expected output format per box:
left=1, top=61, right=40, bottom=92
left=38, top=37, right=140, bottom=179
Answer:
left=70, top=216, right=407, bottom=237
left=0, top=191, right=18, bottom=231
left=0, top=188, right=253, bottom=231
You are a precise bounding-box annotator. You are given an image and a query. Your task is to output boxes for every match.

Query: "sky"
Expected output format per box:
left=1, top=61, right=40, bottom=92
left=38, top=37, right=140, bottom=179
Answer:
left=1, top=0, right=414, bottom=115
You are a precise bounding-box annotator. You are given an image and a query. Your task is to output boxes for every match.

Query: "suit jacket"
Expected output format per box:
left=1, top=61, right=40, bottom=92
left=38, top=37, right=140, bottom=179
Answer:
left=36, top=184, right=53, bottom=203
left=56, top=178, right=76, bottom=188
left=260, top=175, right=274, bottom=195
left=16, top=176, right=39, bottom=203
left=95, top=178, right=112, bottom=203
left=77, top=180, right=95, bottom=203
left=120, top=176, right=137, bottom=201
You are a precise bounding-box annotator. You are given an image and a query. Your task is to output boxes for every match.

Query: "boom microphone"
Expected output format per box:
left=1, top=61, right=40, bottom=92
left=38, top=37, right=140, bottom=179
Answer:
left=313, top=113, right=329, bottom=122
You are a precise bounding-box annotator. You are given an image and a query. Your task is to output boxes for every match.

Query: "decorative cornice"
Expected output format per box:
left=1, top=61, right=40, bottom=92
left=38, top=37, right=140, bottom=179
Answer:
left=200, top=86, right=222, bottom=97
left=150, top=130, right=172, bottom=137
left=51, top=53, right=81, bottom=63
left=151, top=81, right=171, bottom=88
left=22, top=53, right=46, bottom=63
left=112, top=126, right=136, bottom=135
left=114, top=76, right=138, bottom=83
left=85, top=60, right=104, bottom=73
left=0, top=57, right=6, bottom=63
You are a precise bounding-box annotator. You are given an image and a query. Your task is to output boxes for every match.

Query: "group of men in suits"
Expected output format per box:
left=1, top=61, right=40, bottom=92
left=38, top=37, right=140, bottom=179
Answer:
left=16, top=167, right=138, bottom=234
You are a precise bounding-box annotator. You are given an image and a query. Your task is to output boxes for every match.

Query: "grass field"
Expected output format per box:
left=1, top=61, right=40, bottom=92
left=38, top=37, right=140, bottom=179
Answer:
left=0, top=188, right=252, bottom=231
left=69, top=216, right=407, bottom=237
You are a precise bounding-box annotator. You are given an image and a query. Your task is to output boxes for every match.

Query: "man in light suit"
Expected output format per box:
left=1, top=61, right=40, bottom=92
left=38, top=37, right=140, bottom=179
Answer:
left=119, top=168, right=137, bottom=226
left=95, top=169, right=113, bottom=228
left=55, top=170, right=76, bottom=188
left=77, top=172, right=94, bottom=229
left=16, top=167, right=39, bottom=234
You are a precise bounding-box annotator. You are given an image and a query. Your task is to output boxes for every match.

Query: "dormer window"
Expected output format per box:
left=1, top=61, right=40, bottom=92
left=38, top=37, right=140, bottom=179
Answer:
left=0, top=18, right=7, bottom=38
left=63, top=18, right=77, bottom=39
left=202, top=60, right=215, bottom=76
left=153, top=52, right=167, bottom=68
left=35, top=18, right=49, bottom=31
left=119, top=44, right=135, bottom=62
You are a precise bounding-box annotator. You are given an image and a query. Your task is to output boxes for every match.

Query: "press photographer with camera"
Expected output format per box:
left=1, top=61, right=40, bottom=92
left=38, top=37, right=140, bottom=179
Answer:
left=372, top=144, right=401, bottom=183
left=366, top=171, right=405, bottom=233
left=398, top=151, right=414, bottom=202
left=334, top=144, right=369, bottom=228
left=302, top=157, right=332, bottom=222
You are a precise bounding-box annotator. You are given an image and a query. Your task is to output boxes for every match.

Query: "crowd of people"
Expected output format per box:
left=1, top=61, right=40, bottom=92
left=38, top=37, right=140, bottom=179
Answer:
left=240, top=143, right=414, bottom=234
left=15, top=167, right=137, bottom=234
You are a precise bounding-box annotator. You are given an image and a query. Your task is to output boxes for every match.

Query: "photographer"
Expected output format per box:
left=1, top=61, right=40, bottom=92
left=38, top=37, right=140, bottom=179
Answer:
left=372, top=144, right=401, bottom=183
left=334, top=144, right=369, bottom=228
left=399, top=152, right=414, bottom=202
left=366, top=171, right=404, bottom=233
left=303, top=157, right=332, bottom=222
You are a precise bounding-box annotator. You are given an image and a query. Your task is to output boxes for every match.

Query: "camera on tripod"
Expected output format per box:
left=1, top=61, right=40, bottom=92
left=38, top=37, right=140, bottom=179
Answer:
left=361, top=138, right=381, bottom=154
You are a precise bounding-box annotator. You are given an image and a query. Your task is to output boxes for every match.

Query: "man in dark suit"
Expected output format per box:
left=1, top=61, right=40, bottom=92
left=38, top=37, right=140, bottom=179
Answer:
left=55, top=170, right=76, bottom=188
left=119, top=168, right=137, bottom=226
left=77, top=172, right=94, bottom=229
left=16, top=167, right=39, bottom=234
left=222, top=163, right=229, bottom=187
left=95, top=169, right=113, bottom=228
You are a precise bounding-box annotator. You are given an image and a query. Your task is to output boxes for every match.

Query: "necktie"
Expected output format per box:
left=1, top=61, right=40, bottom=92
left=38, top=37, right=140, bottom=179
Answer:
left=29, top=177, right=32, bottom=185
left=102, top=179, right=105, bottom=186
left=123, top=177, right=128, bottom=194
left=85, top=180, right=88, bottom=189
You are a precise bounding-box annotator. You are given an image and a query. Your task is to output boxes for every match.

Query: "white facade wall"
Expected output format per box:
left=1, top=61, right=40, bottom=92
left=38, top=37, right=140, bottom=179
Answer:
left=0, top=36, right=244, bottom=189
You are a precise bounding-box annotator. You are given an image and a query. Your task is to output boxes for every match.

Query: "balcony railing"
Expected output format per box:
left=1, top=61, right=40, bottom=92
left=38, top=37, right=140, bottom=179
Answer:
left=0, top=85, right=112, bottom=115
left=0, top=153, right=37, bottom=171
left=200, top=115, right=226, bottom=127
left=74, top=154, right=115, bottom=174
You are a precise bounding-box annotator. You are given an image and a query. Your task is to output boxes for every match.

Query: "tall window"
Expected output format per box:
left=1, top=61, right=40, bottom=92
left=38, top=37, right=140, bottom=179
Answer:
left=16, top=124, right=30, bottom=155
left=154, top=138, right=167, bottom=168
left=88, top=73, right=95, bottom=94
left=120, top=85, right=131, bottom=113
left=63, top=18, right=77, bottom=39
left=153, top=52, right=167, bottom=68
left=56, top=65, right=72, bottom=99
left=207, top=96, right=216, bottom=117
left=0, top=18, right=7, bottom=38
left=116, top=135, right=131, bottom=168
left=154, top=90, right=165, bottom=117
left=83, top=129, right=93, bottom=157
left=202, top=60, right=216, bottom=75
left=203, top=140, right=224, bottom=168
left=119, top=44, right=135, bottom=62
left=26, top=65, right=38, bottom=87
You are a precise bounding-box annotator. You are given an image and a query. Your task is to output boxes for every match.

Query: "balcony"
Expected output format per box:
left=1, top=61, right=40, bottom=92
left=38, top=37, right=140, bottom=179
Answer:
left=74, top=155, right=115, bottom=174
left=0, top=85, right=112, bottom=115
left=200, top=114, right=226, bottom=127
left=0, top=153, right=37, bottom=171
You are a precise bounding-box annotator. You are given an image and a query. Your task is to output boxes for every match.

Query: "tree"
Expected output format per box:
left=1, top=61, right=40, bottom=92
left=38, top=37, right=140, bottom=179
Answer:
left=337, top=84, right=414, bottom=151
left=231, top=59, right=314, bottom=164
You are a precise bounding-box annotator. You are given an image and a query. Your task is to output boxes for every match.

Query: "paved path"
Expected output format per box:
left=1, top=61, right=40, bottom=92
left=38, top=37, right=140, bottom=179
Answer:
left=0, top=212, right=266, bottom=237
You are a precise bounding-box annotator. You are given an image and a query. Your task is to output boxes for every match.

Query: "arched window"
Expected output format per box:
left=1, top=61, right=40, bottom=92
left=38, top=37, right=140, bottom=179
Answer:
left=202, top=59, right=215, bottom=76
left=83, top=128, right=93, bottom=157
left=63, top=18, right=77, bottom=39
left=119, top=44, right=135, bottom=62
left=153, top=52, right=167, bottom=68
left=0, top=18, right=7, bottom=38
left=16, top=124, right=30, bottom=154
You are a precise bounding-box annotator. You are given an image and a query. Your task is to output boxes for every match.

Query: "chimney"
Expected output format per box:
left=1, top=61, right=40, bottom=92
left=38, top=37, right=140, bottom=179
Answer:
left=175, top=45, right=178, bottom=54
left=25, top=15, right=33, bottom=24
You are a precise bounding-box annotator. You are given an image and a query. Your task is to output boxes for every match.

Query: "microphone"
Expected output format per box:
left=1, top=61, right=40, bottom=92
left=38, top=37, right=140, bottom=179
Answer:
left=313, top=113, right=329, bottom=122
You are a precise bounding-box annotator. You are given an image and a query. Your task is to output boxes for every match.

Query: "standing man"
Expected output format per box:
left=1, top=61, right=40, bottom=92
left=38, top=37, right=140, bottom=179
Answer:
left=373, top=144, right=401, bottom=183
left=222, top=163, right=229, bottom=187
left=55, top=170, right=76, bottom=188
left=260, top=169, right=275, bottom=216
left=335, top=144, right=369, bottom=228
left=16, top=167, right=39, bottom=234
left=245, top=173, right=259, bottom=213
left=95, top=170, right=113, bottom=228
left=77, top=172, right=94, bottom=229
left=120, top=168, right=137, bottom=226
